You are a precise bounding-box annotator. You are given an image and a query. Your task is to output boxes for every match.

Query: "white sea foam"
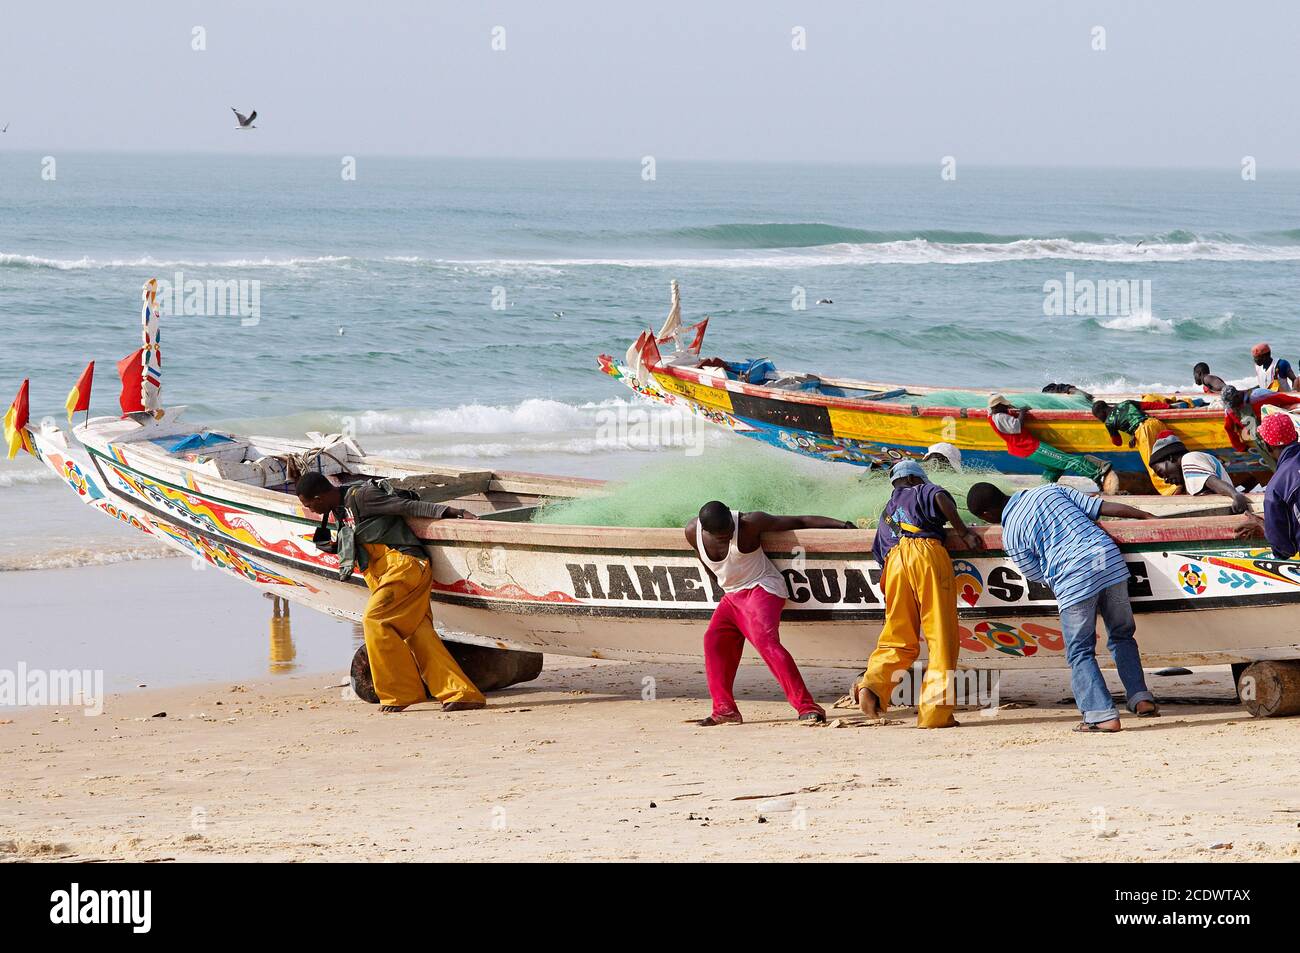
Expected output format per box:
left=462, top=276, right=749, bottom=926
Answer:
left=1094, top=309, right=1235, bottom=335
left=0, top=253, right=352, bottom=270
left=434, top=239, right=1300, bottom=270
left=237, top=398, right=661, bottom=438
left=8, top=238, right=1300, bottom=273
left=0, top=468, right=57, bottom=488
left=0, top=543, right=176, bottom=572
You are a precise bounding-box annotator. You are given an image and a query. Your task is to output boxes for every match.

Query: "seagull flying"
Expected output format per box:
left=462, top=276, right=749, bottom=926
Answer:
left=553, top=310, right=565, bottom=318
left=1, top=123, right=8, bottom=133
left=231, top=107, right=258, bottom=130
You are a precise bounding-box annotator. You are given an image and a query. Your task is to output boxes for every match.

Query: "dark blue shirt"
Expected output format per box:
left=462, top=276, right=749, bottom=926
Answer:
left=871, top=483, right=951, bottom=567
left=1264, top=441, right=1300, bottom=559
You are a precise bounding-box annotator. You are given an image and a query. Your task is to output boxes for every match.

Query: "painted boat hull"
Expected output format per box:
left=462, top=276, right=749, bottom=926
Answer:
left=21, top=413, right=1300, bottom=672
left=597, top=355, right=1271, bottom=488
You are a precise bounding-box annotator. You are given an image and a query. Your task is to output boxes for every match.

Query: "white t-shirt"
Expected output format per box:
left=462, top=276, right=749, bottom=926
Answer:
left=1182, top=451, right=1229, bottom=496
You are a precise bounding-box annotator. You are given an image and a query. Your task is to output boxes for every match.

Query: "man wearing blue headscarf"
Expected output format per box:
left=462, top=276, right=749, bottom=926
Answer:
left=854, top=460, right=981, bottom=728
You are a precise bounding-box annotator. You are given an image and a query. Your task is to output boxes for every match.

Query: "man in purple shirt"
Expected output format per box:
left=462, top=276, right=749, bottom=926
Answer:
left=856, top=460, right=981, bottom=728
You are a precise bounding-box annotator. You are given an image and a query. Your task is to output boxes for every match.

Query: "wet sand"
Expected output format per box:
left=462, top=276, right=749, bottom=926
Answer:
left=4, top=658, right=1299, bottom=863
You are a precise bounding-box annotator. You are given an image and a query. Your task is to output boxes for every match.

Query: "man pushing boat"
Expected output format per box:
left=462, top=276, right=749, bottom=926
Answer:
left=685, top=502, right=856, bottom=725
left=297, top=472, right=487, bottom=714
left=853, top=460, right=982, bottom=728
left=987, top=394, right=1119, bottom=492
left=966, top=482, right=1159, bottom=732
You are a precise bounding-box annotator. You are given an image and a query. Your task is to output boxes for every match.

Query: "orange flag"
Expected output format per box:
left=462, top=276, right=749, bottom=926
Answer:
left=117, top=349, right=146, bottom=414
left=3, top=379, right=32, bottom=460
left=65, top=361, right=94, bottom=422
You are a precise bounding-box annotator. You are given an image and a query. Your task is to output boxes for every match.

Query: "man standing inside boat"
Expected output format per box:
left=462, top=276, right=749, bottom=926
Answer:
left=966, top=482, right=1159, bottom=732
left=297, top=472, right=486, bottom=714
left=1252, top=342, right=1296, bottom=392
left=986, top=394, right=1119, bottom=493
left=685, top=502, right=855, bottom=725
left=853, top=460, right=981, bottom=728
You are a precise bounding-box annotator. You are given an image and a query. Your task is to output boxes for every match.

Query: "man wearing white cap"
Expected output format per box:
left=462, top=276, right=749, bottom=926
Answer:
left=854, top=459, right=981, bottom=728
left=923, top=442, right=963, bottom=472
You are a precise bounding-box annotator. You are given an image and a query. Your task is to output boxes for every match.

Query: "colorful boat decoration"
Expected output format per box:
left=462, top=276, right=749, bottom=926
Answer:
left=13, top=409, right=1300, bottom=677
left=6, top=280, right=1300, bottom=710
left=598, top=283, right=1272, bottom=492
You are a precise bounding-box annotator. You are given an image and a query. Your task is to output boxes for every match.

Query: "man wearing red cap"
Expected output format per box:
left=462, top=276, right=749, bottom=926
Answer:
left=1253, top=343, right=1296, bottom=392
left=1260, top=414, right=1300, bottom=559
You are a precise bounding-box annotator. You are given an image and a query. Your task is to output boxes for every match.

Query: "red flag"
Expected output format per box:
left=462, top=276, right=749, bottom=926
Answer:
left=65, top=360, right=94, bottom=422
left=4, top=379, right=32, bottom=460
left=117, top=348, right=146, bottom=414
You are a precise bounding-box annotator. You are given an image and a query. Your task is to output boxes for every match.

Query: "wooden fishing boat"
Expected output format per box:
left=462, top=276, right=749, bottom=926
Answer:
left=10, top=281, right=1300, bottom=715
left=21, top=408, right=1300, bottom=679
left=598, top=284, right=1272, bottom=493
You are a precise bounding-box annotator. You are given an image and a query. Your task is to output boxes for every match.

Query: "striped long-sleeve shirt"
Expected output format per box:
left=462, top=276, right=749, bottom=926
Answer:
left=1000, top=484, right=1130, bottom=610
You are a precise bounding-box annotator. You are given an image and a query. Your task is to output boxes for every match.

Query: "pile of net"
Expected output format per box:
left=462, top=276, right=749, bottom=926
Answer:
left=532, top=444, right=1012, bottom=528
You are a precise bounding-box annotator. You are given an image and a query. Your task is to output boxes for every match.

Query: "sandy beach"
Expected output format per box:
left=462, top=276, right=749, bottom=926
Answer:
left=5, top=655, right=1300, bottom=863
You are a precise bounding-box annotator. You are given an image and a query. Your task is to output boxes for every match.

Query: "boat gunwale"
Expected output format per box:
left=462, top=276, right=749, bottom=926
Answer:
left=78, top=438, right=1265, bottom=553
left=636, top=358, right=1222, bottom=424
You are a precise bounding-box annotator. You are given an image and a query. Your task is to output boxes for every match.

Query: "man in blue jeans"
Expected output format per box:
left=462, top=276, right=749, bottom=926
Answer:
left=967, top=482, right=1162, bottom=732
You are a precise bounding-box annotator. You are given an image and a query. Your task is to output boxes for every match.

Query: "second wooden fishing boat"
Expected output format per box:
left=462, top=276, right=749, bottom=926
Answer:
left=599, top=283, right=1272, bottom=493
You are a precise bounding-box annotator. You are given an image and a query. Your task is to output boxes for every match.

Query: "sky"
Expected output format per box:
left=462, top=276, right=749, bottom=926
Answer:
left=2, top=0, right=1298, bottom=167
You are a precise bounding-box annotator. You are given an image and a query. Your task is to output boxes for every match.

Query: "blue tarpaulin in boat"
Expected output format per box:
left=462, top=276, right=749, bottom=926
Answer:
left=157, top=432, right=236, bottom=453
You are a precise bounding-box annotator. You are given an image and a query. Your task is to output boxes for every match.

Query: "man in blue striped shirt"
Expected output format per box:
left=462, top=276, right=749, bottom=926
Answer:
left=967, top=482, right=1161, bottom=732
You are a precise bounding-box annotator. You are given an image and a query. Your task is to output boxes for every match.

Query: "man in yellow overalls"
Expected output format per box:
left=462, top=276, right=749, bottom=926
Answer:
left=298, top=471, right=486, bottom=713
left=854, top=460, right=982, bottom=728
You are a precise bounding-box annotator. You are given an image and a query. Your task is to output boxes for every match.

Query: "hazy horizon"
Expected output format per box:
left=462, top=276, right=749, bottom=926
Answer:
left=3, top=1, right=1299, bottom=169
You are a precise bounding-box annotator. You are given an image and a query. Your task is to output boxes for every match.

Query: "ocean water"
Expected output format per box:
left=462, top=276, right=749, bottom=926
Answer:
left=4, top=154, right=1300, bottom=563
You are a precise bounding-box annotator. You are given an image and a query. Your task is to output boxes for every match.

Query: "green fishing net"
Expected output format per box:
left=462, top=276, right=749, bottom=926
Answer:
left=532, top=444, right=1012, bottom=528
left=895, top=390, right=1093, bottom=410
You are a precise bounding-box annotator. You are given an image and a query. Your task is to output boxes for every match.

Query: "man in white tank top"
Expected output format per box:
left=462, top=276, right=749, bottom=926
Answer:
left=685, top=500, right=856, bottom=725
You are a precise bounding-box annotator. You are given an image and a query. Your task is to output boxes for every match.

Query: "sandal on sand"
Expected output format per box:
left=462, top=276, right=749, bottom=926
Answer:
left=379, top=705, right=408, bottom=714
left=1074, top=720, right=1121, bottom=733
left=798, top=710, right=827, bottom=724
left=697, top=713, right=743, bottom=726
left=1135, top=701, right=1160, bottom=717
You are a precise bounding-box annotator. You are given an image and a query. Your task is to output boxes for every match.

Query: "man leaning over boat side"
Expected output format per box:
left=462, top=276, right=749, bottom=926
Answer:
left=297, top=471, right=487, bottom=714
left=852, top=460, right=981, bottom=728
left=1090, top=398, right=1180, bottom=496
left=986, top=394, right=1119, bottom=493
left=966, top=482, right=1160, bottom=733
left=1220, top=385, right=1300, bottom=471
left=685, top=502, right=856, bottom=726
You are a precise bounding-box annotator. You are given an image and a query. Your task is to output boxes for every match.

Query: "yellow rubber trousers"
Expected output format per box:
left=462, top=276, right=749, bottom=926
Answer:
left=1134, top=418, right=1180, bottom=496
left=860, top=536, right=959, bottom=728
left=361, top=543, right=485, bottom=708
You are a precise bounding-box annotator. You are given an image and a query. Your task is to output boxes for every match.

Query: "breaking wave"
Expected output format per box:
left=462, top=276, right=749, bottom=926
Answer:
left=8, top=230, right=1300, bottom=274
left=225, top=398, right=675, bottom=438
left=1091, top=310, right=1236, bottom=336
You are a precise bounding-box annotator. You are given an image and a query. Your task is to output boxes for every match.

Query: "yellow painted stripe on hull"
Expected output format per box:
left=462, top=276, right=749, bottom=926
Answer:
left=653, top=373, right=734, bottom=412
left=828, top=406, right=1235, bottom=454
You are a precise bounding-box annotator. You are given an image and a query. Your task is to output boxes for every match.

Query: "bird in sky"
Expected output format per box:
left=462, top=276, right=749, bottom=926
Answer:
left=231, top=107, right=258, bottom=130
